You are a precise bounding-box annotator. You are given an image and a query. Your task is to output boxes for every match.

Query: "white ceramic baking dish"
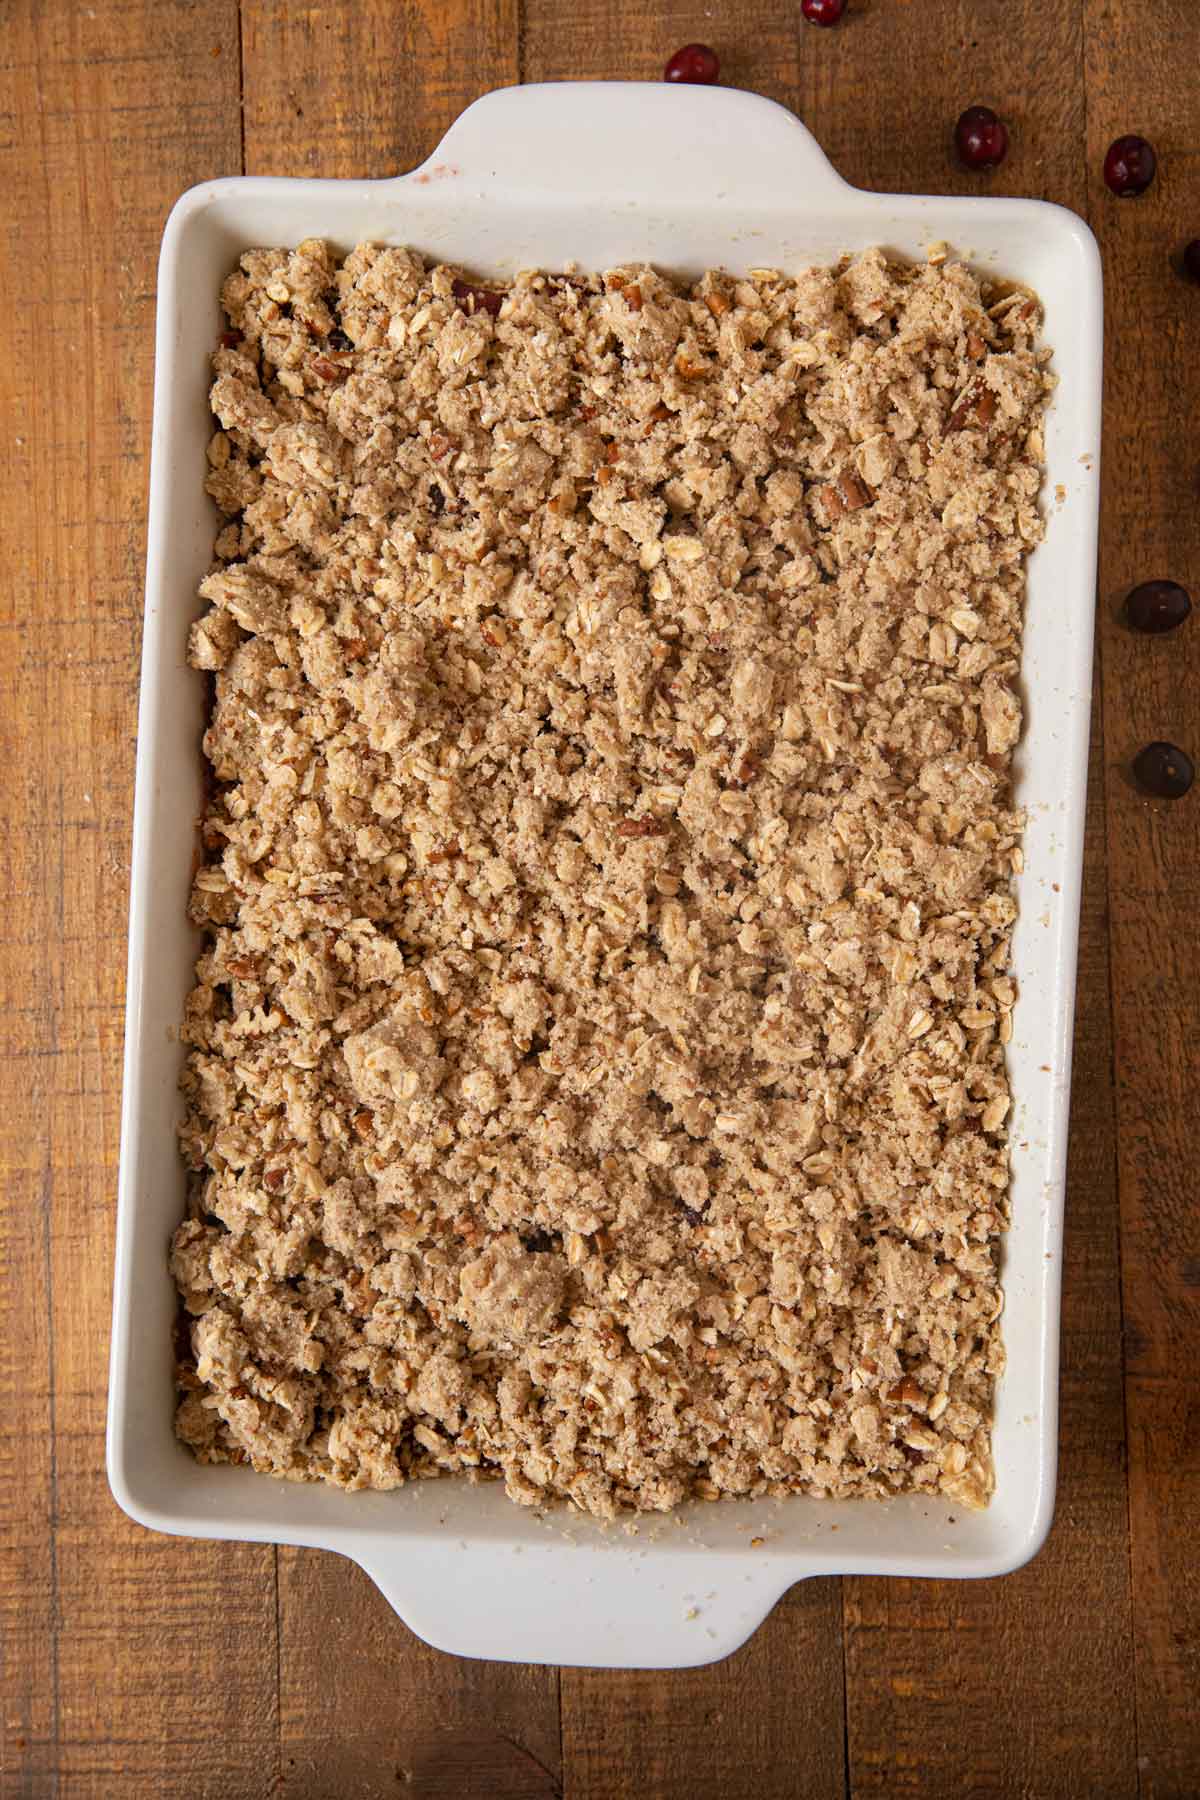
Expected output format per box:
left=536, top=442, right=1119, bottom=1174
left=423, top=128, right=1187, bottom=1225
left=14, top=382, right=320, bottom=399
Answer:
left=109, top=81, right=1103, bottom=1669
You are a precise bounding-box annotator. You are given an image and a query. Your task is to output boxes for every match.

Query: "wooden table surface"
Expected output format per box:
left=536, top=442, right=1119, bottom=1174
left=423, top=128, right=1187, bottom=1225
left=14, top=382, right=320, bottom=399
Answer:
left=3, top=1, right=1198, bottom=1794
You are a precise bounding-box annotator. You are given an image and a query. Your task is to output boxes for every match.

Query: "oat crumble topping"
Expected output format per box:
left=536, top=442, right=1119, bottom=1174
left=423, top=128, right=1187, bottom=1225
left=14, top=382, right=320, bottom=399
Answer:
left=171, top=239, right=1052, bottom=1518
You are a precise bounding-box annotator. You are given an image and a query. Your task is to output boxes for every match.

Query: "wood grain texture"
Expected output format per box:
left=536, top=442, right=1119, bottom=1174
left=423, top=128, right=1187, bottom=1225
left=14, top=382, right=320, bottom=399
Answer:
left=1083, top=4, right=1200, bottom=1794
left=560, top=1584, right=847, bottom=1800
left=521, top=0, right=801, bottom=108
left=0, top=3, right=280, bottom=1797
left=804, top=0, right=1086, bottom=204
left=275, top=1551, right=561, bottom=1800
left=242, top=0, right=520, bottom=179
left=2, top=1, right=1199, bottom=1794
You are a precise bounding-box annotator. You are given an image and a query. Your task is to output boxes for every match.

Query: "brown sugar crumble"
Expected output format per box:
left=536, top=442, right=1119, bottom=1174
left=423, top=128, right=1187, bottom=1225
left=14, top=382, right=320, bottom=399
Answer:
left=171, top=240, right=1052, bottom=1519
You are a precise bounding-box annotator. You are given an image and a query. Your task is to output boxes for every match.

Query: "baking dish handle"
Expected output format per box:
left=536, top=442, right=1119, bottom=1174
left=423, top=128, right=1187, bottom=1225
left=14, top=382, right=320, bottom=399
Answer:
left=355, top=1537, right=793, bottom=1669
left=408, top=81, right=853, bottom=211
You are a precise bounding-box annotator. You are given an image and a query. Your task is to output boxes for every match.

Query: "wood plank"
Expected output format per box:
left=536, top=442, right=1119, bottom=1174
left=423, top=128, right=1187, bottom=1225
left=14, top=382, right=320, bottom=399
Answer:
left=241, top=0, right=520, bottom=180
left=521, top=0, right=802, bottom=110
left=812, top=1, right=1137, bottom=1791
left=0, top=1, right=280, bottom=1794
left=236, top=7, right=563, bottom=1793
left=559, top=1585, right=847, bottom=1800
left=514, top=5, right=845, bottom=1795
left=806, top=0, right=1088, bottom=205
left=1083, top=4, right=1200, bottom=1793
left=276, top=1551, right=562, bottom=1800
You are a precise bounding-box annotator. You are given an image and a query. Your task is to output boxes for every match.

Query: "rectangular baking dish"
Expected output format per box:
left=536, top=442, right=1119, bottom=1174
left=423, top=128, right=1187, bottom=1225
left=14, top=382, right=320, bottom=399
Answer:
left=109, top=81, right=1103, bottom=1670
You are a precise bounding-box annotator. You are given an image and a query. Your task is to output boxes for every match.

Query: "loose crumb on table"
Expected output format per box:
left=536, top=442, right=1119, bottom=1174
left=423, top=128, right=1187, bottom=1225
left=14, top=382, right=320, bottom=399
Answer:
left=172, top=239, right=1051, bottom=1518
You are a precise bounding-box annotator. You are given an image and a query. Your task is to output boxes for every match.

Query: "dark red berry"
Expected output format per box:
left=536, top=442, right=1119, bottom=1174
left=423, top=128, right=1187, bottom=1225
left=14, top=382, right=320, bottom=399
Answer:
left=955, top=106, right=1009, bottom=171
left=1180, top=239, right=1200, bottom=283
left=1125, top=580, right=1192, bottom=634
left=664, top=43, right=719, bottom=85
left=802, top=0, right=847, bottom=23
left=451, top=277, right=504, bottom=317
left=1132, top=741, right=1194, bottom=799
left=1104, top=134, right=1156, bottom=197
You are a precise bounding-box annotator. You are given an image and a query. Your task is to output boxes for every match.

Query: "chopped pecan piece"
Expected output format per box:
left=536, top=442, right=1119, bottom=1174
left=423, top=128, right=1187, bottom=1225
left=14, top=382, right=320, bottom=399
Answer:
left=675, top=350, right=708, bottom=380
left=616, top=817, right=669, bottom=838
left=946, top=391, right=972, bottom=432
left=887, top=1377, right=926, bottom=1407
left=625, top=283, right=643, bottom=312
left=947, top=382, right=997, bottom=432
left=309, top=354, right=349, bottom=383
left=819, top=469, right=874, bottom=518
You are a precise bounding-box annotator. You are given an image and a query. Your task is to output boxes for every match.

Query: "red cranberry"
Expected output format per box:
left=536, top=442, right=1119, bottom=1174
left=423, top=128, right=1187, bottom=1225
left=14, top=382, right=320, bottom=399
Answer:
left=664, top=43, right=719, bottom=85
left=1132, top=741, right=1194, bottom=800
left=1180, top=239, right=1200, bottom=283
left=955, top=106, right=1009, bottom=171
left=1125, top=580, right=1192, bottom=634
left=1104, top=135, right=1156, bottom=197
left=802, top=0, right=847, bottom=23
left=451, top=278, right=503, bottom=317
